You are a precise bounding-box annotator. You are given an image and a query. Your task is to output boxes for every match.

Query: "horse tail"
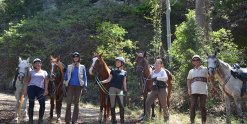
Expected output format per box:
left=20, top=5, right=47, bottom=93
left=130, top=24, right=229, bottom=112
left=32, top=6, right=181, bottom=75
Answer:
left=165, top=69, right=172, bottom=108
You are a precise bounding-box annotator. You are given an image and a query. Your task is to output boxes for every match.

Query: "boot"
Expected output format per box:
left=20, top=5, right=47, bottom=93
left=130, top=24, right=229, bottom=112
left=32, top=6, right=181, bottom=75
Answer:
left=120, top=107, right=124, bottom=124
left=111, top=108, right=117, bottom=124
left=28, top=107, right=33, bottom=124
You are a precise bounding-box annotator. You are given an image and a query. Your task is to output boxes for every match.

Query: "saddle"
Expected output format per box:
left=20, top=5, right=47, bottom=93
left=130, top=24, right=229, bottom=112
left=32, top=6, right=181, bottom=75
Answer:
left=231, top=63, right=247, bottom=96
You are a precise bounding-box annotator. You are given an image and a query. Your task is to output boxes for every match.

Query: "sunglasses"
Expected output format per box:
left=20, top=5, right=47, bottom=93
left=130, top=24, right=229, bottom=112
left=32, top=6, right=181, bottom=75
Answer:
left=192, top=59, right=200, bottom=61
left=73, top=55, right=79, bottom=58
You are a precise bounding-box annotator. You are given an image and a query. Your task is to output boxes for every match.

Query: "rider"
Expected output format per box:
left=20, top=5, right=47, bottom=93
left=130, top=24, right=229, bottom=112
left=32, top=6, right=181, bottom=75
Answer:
left=101, top=56, right=127, bottom=124
left=25, top=58, right=49, bottom=124
left=187, top=55, right=216, bottom=124
left=63, top=52, right=87, bottom=124
left=145, top=58, right=169, bottom=122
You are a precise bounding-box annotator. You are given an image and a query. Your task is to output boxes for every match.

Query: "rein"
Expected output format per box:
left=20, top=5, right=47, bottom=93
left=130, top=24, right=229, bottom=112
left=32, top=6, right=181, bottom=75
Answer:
left=93, top=68, right=125, bottom=96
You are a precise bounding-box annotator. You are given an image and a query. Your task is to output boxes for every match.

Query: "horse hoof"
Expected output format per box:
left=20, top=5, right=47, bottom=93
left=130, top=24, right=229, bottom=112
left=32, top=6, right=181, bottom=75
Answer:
left=57, top=117, right=61, bottom=123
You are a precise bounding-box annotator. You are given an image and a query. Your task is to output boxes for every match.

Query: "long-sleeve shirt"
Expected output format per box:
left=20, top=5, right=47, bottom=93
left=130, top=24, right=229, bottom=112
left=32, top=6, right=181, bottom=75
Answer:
left=64, top=66, right=87, bottom=87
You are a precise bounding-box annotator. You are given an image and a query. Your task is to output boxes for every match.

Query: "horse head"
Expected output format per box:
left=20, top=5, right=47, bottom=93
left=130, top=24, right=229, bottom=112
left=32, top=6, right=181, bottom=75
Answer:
left=135, top=52, right=148, bottom=76
left=18, top=57, right=30, bottom=82
left=206, top=51, right=220, bottom=77
left=49, top=55, right=62, bottom=81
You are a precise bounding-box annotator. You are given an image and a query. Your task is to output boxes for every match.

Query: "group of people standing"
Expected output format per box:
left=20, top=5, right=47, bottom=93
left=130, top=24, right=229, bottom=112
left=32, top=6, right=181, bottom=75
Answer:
left=22, top=51, right=216, bottom=124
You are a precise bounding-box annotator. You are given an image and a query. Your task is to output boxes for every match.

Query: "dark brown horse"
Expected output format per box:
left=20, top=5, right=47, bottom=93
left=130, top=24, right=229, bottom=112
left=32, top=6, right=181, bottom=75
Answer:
left=48, top=56, right=65, bottom=123
left=135, top=52, right=172, bottom=119
left=89, top=53, right=111, bottom=122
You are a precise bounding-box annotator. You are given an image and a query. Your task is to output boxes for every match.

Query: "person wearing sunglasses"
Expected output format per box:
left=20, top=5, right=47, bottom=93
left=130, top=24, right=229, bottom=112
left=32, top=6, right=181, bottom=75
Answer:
left=63, top=52, right=87, bottom=124
left=187, top=55, right=216, bottom=124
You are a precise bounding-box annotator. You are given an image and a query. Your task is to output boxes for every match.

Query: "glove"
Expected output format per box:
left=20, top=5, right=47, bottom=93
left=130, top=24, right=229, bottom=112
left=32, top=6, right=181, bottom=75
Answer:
left=151, top=77, right=157, bottom=81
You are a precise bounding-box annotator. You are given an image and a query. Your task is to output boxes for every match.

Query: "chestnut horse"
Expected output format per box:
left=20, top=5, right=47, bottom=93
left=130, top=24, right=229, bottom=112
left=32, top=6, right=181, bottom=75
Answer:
left=135, top=52, right=172, bottom=119
left=89, top=53, right=111, bottom=122
left=48, top=56, right=65, bottom=122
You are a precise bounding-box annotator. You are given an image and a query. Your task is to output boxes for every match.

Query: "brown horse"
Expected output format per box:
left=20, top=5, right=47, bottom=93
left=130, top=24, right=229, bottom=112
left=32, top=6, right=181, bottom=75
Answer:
left=135, top=52, right=172, bottom=119
left=48, top=56, right=65, bottom=122
left=89, top=53, right=111, bottom=122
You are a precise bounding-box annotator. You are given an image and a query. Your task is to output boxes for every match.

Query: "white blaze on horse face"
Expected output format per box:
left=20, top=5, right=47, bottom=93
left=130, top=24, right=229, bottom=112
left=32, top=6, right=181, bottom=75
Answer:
left=92, top=57, right=98, bottom=67
left=51, top=63, right=55, bottom=74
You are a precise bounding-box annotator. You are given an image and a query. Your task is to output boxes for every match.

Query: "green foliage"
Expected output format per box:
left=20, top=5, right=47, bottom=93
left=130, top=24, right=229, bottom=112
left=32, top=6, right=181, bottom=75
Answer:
left=169, top=9, right=243, bottom=110
left=91, top=21, right=137, bottom=67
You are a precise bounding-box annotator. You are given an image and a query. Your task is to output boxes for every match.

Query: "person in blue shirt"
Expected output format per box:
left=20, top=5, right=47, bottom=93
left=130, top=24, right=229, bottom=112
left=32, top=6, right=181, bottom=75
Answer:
left=63, top=52, right=87, bottom=124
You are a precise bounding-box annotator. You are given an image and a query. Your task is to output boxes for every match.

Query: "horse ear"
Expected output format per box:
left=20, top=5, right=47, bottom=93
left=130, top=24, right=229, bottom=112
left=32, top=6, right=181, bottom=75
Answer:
left=99, top=53, right=103, bottom=58
left=206, top=52, right=209, bottom=56
left=144, top=51, right=147, bottom=58
left=57, top=56, right=61, bottom=61
left=136, top=52, right=139, bottom=56
left=19, top=56, right=22, bottom=63
left=50, top=55, right=54, bottom=60
left=214, top=51, right=217, bottom=57
left=26, top=57, right=30, bottom=63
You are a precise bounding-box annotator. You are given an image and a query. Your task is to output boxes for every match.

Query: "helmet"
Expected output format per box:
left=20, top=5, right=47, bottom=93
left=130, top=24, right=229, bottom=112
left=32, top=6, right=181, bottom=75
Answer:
left=115, top=57, right=125, bottom=64
left=33, top=58, right=42, bottom=63
left=72, top=52, right=80, bottom=58
left=192, top=55, right=201, bottom=60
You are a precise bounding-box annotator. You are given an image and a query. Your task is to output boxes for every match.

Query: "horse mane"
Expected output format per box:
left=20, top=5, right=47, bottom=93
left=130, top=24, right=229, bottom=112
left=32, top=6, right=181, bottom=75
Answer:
left=57, top=61, right=64, bottom=76
left=100, top=58, right=110, bottom=76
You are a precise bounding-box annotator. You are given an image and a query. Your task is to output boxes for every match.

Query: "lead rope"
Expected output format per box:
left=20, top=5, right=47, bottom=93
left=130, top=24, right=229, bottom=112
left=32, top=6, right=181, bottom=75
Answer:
left=94, top=76, right=125, bottom=96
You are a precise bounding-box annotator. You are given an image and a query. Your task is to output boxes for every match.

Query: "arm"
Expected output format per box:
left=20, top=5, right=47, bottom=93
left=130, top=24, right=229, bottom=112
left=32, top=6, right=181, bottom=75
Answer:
left=83, top=66, right=88, bottom=87
left=101, top=74, right=112, bottom=84
left=187, top=79, right=192, bottom=96
left=44, top=75, right=49, bottom=96
left=123, top=77, right=127, bottom=92
left=156, top=70, right=168, bottom=82
left=89, top=66, right=94, bottom=75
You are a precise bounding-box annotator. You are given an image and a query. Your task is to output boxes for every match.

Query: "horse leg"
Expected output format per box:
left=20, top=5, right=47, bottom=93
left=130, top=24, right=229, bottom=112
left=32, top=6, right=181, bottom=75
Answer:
left=56, top=96, right=62, bottom=122
left=13, top=91, right=20, bottom=123
left=233, top=96, right=244, bottom=124
left=224, top=93, right=231, bottom=124
left=20, top=95, right=28, bottom=122
left=98, top=105, right=103, bottom=122
left=50, top=97, right=54, bottom=120
left=151, top=103, right=155, bottom=118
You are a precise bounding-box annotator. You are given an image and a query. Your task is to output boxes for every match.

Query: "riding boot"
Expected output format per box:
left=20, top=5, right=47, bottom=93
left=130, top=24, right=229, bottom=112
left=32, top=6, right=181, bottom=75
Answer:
left=111, top=108, right=117, bottom=124
left=38, top=106, right=45, bottom=124
left=120, top=107, right=125, bottom=124
left=28, top=109, right=33, bottom=124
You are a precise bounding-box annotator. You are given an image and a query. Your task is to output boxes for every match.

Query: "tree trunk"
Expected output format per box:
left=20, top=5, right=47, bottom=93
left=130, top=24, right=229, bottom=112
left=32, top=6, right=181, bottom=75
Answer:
left=166, top=0, right=172, bottom=65
left=195, top=0, right=205, bottom=28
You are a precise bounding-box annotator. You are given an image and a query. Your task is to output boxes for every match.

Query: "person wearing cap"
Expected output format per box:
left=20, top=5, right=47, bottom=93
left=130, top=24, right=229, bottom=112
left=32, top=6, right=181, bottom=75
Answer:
left=101, top=56, right=127, bottom=124
left=63, top=52, right=87, bottom=124
left=24, top=58, right=49, bottom=124
left=144, top=58, right=169, bottom=122
left=187, top=55, right=216, bottom=124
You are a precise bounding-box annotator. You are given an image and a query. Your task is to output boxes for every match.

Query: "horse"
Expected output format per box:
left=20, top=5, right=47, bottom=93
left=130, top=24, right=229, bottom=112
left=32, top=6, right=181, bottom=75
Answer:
left=12, top=57, right=31, bottom=123
left=89, top=53, right=111, bottom=122
left=207, top=52, right=245, bottom=124
left=135, top=52, right=173, bottom=120
left=48, top=56, right=65, bottom=122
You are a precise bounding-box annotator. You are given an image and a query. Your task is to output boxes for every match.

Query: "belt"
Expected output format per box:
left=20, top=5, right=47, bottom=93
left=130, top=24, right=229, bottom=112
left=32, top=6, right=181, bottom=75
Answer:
left=192, top=77, right=207, bottom=83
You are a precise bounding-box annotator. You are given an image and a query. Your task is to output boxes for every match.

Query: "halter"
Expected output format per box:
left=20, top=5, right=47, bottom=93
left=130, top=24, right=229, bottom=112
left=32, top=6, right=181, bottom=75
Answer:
left=208, top=57, right=232, bottom=95
left=18, top=66, right=30, bottom=83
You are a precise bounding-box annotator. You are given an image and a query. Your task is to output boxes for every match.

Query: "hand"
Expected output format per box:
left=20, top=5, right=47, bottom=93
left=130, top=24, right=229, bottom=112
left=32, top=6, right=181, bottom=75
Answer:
left=83, top=87, right=88, bottom=94
left=44, top=89, right=48, bottom=96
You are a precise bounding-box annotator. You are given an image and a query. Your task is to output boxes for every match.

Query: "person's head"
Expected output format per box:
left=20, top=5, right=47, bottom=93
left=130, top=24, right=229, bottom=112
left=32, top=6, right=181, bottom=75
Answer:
left=154, top=58, right=164, bottom=70
left=115, top=57, right=125, bottom=68
left=192, top=55, right=201, bottom=67
left=33, top=58, right=42, bottom=69
left=72, top=52, right=80, bottom=63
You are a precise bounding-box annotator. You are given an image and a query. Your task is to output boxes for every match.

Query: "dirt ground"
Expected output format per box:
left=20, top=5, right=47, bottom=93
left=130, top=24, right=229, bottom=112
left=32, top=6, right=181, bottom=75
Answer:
left=0, top=93, right=138, bottom=124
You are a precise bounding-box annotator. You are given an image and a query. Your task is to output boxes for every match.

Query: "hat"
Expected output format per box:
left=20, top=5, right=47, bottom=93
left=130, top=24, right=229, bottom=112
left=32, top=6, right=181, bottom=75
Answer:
left=72, top=52, right=80, bottom=57
left=33, top=58, right=41, bottom=63
left=192, top=55, right=201, bottom=60
left=115, top=57, right=125, bottom=64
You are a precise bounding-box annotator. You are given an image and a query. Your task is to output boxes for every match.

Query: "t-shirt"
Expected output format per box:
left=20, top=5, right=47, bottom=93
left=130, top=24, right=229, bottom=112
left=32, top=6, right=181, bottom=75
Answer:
left=29, top=70, right=48, bottom=89
left=110, top=69, right=127, bottom=89
left=151, top=68, right=168, bottom=86
left=187, top=66, right=208, bottom=95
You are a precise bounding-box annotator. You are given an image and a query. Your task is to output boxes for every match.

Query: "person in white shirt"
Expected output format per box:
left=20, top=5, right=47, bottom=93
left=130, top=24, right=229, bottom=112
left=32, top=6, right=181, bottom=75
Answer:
left=145, top=58, right=169, bottom=122
left=187, top=55, right=216, bottom=124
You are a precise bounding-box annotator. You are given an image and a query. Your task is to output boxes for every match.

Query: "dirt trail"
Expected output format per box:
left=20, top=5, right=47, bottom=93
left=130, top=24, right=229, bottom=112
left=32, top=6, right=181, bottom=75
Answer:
left=0, top=93, right=138, bottom=124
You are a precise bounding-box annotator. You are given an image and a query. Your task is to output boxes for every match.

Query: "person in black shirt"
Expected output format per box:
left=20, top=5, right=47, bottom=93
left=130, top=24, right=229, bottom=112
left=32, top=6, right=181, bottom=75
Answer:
left=101, top=57, right=127, bottom=124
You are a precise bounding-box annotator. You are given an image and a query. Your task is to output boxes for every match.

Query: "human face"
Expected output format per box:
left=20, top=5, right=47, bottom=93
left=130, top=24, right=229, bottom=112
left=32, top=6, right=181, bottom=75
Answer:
left=73, top=56, right=80, bottom=62
left=192, top=58, right=201, bottom=66
left=34, top=62, right=42, bottom=69
left=115, top=60, right=122, bottom=68
left=154, top=59, right=163, bottom=70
